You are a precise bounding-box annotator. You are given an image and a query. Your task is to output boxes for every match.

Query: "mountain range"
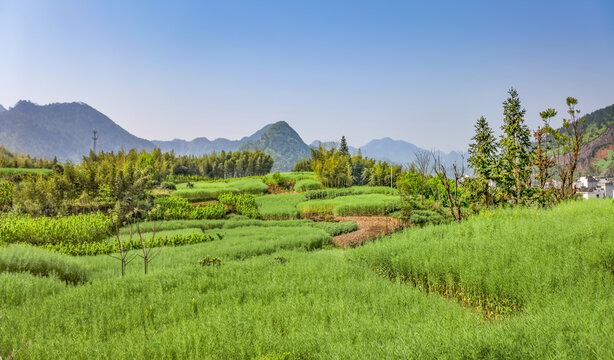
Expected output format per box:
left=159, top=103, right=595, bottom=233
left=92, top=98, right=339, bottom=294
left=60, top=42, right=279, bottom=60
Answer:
left=1, top=99, right=612, bottom=174
left=0, top=101, right=310, bottom=171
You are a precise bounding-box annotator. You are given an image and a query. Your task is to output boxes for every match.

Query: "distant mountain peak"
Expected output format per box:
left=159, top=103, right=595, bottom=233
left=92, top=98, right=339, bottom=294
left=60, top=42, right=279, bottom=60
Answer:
left=0, top=104, right=6, bottom=112
left=239, top=121, right=310, bottom=171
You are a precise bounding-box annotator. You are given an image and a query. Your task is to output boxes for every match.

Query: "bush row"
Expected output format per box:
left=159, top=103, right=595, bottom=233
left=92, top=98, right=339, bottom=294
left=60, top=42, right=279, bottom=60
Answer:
left=218, top=193, right=260, bottom=219
left=304, top=186, right=398, bottom=200
left=149, top=196, right=226, bottom=221
left=41, top=233, right=217, bottom=256
left=0, top=244, right=89, bottom=285
left=0, top=213, right=113, bottom=246
left=294, top=179, right=323, bottom=192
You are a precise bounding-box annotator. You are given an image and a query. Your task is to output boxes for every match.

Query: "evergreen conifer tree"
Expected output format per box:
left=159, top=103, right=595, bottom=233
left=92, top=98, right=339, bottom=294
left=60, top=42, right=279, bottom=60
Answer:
left=468, top=116, right=497, bottom=207
left=497, top=88, right=532, bottom=204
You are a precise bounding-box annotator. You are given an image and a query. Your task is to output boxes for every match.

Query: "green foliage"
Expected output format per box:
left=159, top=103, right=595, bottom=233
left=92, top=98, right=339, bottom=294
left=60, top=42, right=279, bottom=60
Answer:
left=173, top=178, right=268, bottom=202
left=304, top=186, right=398, bottom=200
left=43, top=232, right=217, bottom=256
left=297, top=194, right=400, bottom=217
left=149, top=196, right=226, bottom=220
left=293, top=179, right=322, bottom=192
left=293, top=157, right=311, bottom=172
left=558, top=103, right=614, bottom=145
left=199, top=255, right=221, bottom=267
left=0, top=145, right=55, bottom=169
left=468, top=116, right=498, bottom=208
left=0, top=167, right=52, bottom=177
left=310, top=145, right=353, bottom=188
left=0, top=213, right=113, bottom=246
left=0, top=181, right=13, bottom=211
left=0, top=244, right=88, bottom=285
left=218, top=193, right=260, bottom=219
left=160, top=181, right=176, bottom=190
left=497, top=88, right=532, bottom=204
left=255, top=193, right=306, bottom=220
left=177, top=150, right=274, bottom=178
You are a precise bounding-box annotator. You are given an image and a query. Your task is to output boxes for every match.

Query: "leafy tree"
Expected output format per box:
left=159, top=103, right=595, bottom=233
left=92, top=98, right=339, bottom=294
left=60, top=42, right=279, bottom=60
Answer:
left=310, top=145, right=353, bottom=188
left=533, top=108, right=557, bottom=191
left=558, top=97, right=585, bottom=198
left=467, top=116, right=498, bottom=208
left=497, top=88, right=532, bottom=204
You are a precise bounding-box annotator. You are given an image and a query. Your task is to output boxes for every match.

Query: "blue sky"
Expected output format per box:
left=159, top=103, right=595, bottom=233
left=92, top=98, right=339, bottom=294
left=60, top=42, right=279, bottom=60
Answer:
left=1, top=0, right=613, bottom=151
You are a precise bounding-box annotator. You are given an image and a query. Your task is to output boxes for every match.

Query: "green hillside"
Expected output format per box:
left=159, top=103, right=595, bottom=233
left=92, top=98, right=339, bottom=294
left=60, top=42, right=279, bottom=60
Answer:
left=240, top=121, right=311, bottom=172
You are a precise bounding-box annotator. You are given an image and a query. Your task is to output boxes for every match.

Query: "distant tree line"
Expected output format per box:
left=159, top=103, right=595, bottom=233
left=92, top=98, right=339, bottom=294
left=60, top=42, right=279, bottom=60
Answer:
left=0, top=145, right=55, bottom=169
left=9, top=148, right=273, bottom=216
left=296, top=136, right=403, bottom=188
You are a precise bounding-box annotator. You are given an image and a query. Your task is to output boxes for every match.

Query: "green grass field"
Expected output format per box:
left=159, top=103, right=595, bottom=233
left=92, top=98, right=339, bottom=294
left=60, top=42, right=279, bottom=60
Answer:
left=297, top=193, right=400, bottom=217
left=172, top=178, right=269, bottom=201
left=1, top=200, right=614, bottom=358
left=256, top=193, right=306, bottom=219
left=0, top=168, right=52, bottom=177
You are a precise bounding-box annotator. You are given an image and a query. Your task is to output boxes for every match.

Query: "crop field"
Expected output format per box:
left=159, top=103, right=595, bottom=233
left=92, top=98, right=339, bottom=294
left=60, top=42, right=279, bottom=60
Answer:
left=0, top=168, right=52, bottom=178
left=255, top=193, right=306, bottom=219
left=173, top=178, right=269, bottom=201
left=293, top=179, right=322, bottom=192
left=1, top=200, right=614, bottom=358
left=297, top=193, right=400, bottom=217
left=263, top=171, right=316, bottom=183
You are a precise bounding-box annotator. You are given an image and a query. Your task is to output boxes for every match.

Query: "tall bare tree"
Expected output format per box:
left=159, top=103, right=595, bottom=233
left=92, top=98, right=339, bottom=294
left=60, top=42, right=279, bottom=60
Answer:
left=414, top=150, right=431, bottom=204
left=432, top=152, right=466, bottom=222
left=559, top=97, right=585, bottom=198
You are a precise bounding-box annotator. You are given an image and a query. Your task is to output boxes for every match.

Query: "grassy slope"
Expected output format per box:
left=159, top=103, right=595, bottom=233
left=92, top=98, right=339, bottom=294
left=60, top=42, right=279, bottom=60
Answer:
left=0, top=168, right=52, bottom=177
left=173, top=178, right=268, bottom=201
left=256, top=193, right=306, bottom=219
left=1, top=200, right=614, bottom=358
left=297, top=193, right=400, bottom=216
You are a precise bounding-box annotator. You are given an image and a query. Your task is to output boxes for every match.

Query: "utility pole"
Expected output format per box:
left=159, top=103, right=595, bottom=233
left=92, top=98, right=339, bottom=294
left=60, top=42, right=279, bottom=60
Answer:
left=390, top=166, right=393, bottom=188
left=92, top=129, right=98, bottom=153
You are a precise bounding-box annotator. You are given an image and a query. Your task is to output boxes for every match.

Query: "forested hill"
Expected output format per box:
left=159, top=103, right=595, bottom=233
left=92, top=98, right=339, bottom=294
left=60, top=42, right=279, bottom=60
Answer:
left=568, top=102, right=614, bottom=175
left=240, top=121, right=311, bottom=172
left=0, top=101, right=309, bottom=171
left=0, top=101, right=154, bottom=162
left=570, top=103, right=614, bottom=145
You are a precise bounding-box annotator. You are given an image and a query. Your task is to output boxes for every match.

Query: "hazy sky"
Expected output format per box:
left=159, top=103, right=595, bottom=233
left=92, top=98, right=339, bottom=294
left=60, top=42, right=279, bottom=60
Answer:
left=1, top=0, right=613, bottom=151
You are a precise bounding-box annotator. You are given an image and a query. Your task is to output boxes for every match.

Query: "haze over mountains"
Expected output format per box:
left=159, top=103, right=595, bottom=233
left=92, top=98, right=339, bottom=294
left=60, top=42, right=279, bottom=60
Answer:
left=2, top=99, right=612, bottom=174
left=0, top=100, right=465, bottom=171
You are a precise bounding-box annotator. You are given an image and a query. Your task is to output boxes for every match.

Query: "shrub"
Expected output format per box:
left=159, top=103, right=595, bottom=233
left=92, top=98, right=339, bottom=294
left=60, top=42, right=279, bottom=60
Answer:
left=42, top=233, right=217, bottom=256
left=0, top=213, right=113, bottom=246
left=219, top=193, right=260, bottom=219
left=199, top=255, right=221, bottom=267
left=160, top=181, right=177, bottom=190
left=0, top=181, right=13, bottom=211
left=410, top=210, right=445, bottom=226
left=304, top=186, right=398, bottom=200
left=294, top=179, right=323, bottom=192
left=150, top=196, right=226, bottom=220
left=0, top=244, right=88, bottom=285
left=173, top=178, right=268, bottom=202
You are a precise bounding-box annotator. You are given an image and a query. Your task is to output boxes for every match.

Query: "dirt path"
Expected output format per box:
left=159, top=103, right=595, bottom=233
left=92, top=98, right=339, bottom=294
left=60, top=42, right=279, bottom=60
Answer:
left=333, top=216, right=404, bottom=248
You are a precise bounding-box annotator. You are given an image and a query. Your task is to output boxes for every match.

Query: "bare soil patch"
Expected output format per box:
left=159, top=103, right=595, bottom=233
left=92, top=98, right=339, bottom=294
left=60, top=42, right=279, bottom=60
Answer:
left=333, top=216, right=404, bottom=248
